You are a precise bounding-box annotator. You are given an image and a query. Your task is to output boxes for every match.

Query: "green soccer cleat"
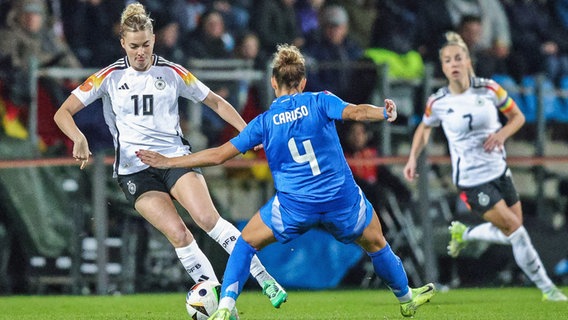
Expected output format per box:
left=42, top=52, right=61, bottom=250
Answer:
left=207, top=308, right=231, bottom=320
left=542, top=287, right=568, bottom=302
left=262, top=280, right=288, bottom=308
left=448, top=221, right=468, bottom=258
left=400, top=283, right=436, bottom=317
left=230, top=307, right=239, bottom=320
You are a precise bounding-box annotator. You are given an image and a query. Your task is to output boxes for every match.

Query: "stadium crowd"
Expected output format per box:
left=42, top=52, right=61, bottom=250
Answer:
left=0, top=0, right=568, bottom=153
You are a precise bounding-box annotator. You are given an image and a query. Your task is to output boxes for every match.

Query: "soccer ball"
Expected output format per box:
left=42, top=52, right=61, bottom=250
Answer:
left=185, top=280, right=221, bottom=320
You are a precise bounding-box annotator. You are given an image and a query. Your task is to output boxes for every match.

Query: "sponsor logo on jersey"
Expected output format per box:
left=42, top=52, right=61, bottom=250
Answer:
left=118, top=83, right=130, bottom=90
left=477, top=192, right=490, bottom=206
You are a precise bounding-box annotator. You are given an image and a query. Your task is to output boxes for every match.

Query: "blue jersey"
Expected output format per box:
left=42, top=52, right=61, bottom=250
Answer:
left=230, top=91, right=359, bottom=213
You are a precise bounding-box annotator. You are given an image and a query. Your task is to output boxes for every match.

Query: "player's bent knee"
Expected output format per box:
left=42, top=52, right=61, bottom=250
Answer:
left=166, top=225, right=194, bottom=247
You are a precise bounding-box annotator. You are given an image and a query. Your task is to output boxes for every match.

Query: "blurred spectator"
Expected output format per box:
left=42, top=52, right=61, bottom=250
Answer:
left=446, top=0, right=511, bottom=71
left=219, top=31, right=271, bottom=179
left=457, top=15, right=504, bottom=78
left=555, top=0, right=568, bottom=29
left=153, top=15, right=186, bottom=63
left=169, top=0, right=207, bottom=36
left=341, top=121, right=411, bottom=214
left=415, top=0, right=454, bottom=65
left=183, top=10, right=237, bottom=146
left=0, top=0, right=11, bottom=28
left=232, top=32, right=266, bottom=116
left=183, top=9, right=234, bottom=59
left=250, top=0, right=304, bottom=54
left=295, top=0, right=326, bottom=40
left=304, top=5, right=366, bottom=102
left=0, top=0, right=81, bottom=150
left=328, top=0, right=377, bottom=48
left=364, top=0, right=424, bottom=80
left=551, top=0, right=568, bottom=81
left=416, top=0, right=511, bottom=77
left=210, top=0, right=251, bottom=38
left=502, top=0, right=568, bottom=84
left=343, top=122, right=380, bottom=187
left=446, top=0, right=511, bottom=59
left=60, top=0, right=123, bottom=68
left=234, top=32, right=267, bottom=69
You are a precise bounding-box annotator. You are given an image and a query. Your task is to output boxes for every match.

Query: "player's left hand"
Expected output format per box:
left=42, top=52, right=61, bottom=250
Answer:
left=136, top=150, right=171, bottom=169
left=483, top=132, right=505, bottom=152
left=72, top=137, right=92, bottom=170
left=384, top=99, right=397, bottom=122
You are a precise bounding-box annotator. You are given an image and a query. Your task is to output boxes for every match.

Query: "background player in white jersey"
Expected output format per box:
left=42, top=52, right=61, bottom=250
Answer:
left=53, top=2, right=286, bottom=307
left=136, top=44, right=436, bottom=319
left=403, top=31, right=567, bottom=302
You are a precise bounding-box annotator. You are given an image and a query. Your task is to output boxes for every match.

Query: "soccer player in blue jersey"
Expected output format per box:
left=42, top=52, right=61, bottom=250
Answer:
left=136, top=44, right=436, bottom=318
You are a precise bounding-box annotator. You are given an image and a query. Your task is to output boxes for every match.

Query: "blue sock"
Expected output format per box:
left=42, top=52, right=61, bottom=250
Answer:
left=367, top=243, right=409, bottom=298
left=220, top=236, right=257, bottom=300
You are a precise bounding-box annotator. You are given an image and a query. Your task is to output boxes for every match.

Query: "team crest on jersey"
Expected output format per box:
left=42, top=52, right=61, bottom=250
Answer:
left=127, top=180, right=136, bottom=195
left=155, top=78, right=166, bottom=90
left=477, top=192, right=490, bottom=206
left=476, top=96, right=484, bottom=106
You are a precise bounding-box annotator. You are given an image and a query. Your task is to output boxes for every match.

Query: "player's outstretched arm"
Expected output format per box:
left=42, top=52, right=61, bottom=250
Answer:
left=136, top=141, right=241, bottom=169
left=342, top=98, right=397, bottom=122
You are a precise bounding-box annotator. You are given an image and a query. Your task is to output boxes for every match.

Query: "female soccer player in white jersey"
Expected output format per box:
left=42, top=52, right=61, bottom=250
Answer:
left=53, top=2, right=287, bottom=307
left=403, top=31, right=567, bottom=302
left=136, top=44, right=436, bottom=319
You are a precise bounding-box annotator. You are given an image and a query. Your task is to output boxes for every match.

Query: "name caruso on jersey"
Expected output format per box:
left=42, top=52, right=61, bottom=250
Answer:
left=273, top=105, right=309, bottom=125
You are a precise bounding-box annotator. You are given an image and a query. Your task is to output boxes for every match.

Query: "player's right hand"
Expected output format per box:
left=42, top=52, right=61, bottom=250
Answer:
left=136, top=150, right=171, bottom=169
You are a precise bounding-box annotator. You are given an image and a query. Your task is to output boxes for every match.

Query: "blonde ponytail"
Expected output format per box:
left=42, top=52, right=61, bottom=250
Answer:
left=119, top=2, right=153, bottom=38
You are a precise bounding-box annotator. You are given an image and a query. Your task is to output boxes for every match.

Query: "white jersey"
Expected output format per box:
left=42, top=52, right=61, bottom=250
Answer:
left=72, top=55, right=210, bottom=176
left=422, top=77, right=516, bottom=187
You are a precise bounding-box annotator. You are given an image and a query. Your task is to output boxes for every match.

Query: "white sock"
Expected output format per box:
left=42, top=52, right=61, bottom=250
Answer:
left=397, top=287, right=413, bottom=303
left=218, top=296, right=236, bottom=312
left=175, top=240, right=218, bottom=283
left=508, top=226, right=554, bottom=292
left=463, top=222, right=509, bottom=245
left=208, top=218, right=273, bottom=286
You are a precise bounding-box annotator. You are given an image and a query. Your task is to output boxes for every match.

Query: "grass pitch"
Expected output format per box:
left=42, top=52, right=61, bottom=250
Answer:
left=0, top=286, right=566, bottom=319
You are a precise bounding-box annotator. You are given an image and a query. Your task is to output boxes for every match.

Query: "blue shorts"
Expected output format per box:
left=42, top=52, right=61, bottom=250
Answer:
left=259, top=187, right=374, bottom=244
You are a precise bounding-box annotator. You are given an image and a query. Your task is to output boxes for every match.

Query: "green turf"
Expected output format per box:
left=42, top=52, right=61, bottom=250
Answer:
left=0, top=287, right=566, bottom=319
